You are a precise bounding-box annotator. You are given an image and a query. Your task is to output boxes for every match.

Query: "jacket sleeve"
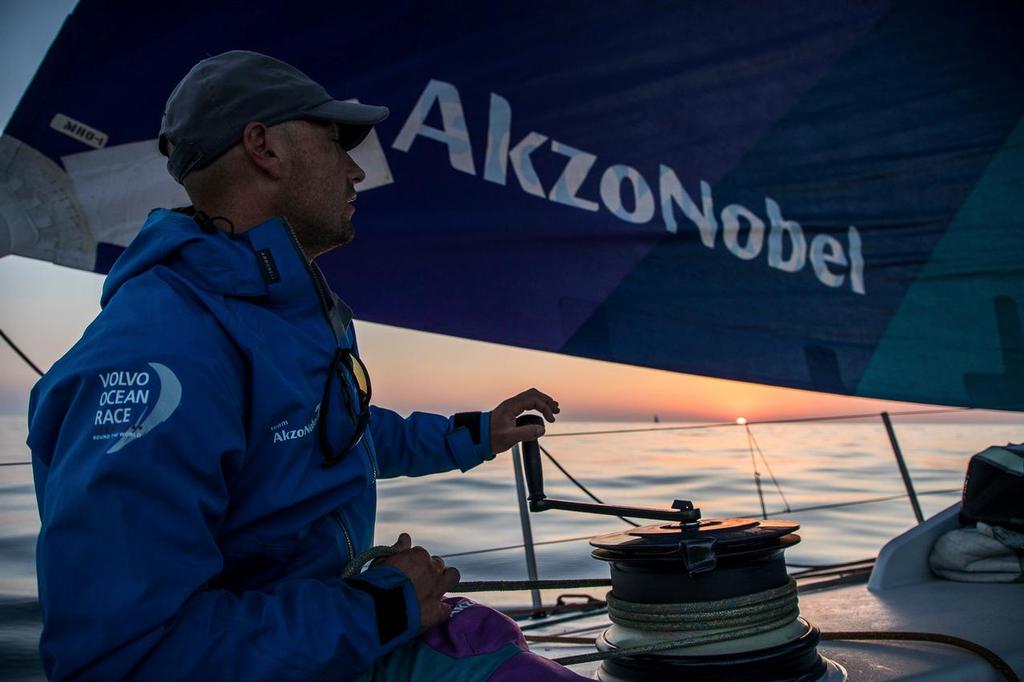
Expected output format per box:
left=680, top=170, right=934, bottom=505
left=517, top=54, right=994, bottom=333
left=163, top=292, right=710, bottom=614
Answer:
left=368, top=407, right=494, bottom=479
left=29, top=347, right=420, bottom=681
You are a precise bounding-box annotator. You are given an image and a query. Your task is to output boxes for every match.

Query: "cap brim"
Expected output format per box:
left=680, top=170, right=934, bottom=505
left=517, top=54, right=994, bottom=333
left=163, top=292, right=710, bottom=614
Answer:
left=306, top=100, right=389, bottom=150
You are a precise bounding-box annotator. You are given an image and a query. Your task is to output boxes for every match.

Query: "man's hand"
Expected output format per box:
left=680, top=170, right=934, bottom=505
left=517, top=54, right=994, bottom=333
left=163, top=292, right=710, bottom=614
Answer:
left=489, top=388, right=559, bottom=454
left=378, top=533, right=460, bottom=631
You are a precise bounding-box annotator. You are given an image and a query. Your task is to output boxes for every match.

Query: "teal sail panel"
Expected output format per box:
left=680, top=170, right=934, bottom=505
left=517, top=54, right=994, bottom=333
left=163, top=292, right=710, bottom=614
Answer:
left=0, top=0, right=1021, bottom=409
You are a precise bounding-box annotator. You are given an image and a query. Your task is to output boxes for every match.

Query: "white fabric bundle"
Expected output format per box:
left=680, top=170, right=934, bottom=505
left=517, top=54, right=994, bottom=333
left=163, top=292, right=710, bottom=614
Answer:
left=929, top=522, right=1024, bottom=583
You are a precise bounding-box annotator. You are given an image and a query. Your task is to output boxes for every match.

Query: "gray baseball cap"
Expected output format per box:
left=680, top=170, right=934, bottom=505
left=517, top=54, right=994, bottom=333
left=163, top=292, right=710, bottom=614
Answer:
left=158, top=50, right=389, bottom=183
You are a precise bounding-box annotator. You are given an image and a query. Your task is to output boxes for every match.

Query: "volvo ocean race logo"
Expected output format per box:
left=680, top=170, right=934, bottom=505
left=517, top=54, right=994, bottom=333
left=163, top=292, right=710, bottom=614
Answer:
left=90, top=363, right=182, bottom=454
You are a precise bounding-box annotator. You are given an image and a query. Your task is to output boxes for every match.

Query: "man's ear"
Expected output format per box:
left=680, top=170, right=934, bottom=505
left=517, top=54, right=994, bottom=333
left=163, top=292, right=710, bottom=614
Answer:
left=241, top=122, right=284, bottom=179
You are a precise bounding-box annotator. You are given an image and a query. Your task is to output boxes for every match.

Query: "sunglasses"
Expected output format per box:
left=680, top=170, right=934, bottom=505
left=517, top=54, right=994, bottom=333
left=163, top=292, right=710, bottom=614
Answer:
left=318, top=347, right=372, bottom=468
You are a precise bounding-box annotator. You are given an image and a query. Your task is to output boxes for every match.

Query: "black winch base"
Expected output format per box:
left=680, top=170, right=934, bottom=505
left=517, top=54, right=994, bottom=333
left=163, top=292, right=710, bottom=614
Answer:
left=600, top=621, right=827, bottom=682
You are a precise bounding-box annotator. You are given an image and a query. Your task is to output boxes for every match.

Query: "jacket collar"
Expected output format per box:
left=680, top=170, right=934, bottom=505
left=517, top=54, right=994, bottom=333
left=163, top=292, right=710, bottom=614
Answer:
left=103, top=209, right=352, bottom=333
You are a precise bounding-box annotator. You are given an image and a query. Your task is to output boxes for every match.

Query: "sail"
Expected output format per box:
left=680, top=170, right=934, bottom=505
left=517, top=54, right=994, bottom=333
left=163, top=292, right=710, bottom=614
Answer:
left=1, top=0, right=1022, bottom=410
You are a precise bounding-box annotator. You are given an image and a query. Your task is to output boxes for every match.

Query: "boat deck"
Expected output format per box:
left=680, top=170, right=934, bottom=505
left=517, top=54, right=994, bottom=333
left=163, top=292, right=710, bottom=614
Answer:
left=524, top=503, right=1023, bottom=680
left=806, top=577, right=1022, bottom=681
left=526, top=577, right=1024, bottom=680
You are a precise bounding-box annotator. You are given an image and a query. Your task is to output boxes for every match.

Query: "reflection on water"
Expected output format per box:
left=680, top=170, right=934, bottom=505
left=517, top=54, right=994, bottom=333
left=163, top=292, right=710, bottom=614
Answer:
left=1, top=416, right=1019, bottom=678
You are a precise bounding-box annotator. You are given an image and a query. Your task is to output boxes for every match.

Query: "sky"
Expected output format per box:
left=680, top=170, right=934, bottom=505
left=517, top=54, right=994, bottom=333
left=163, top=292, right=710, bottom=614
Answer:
left=0, top=2, right=1017, bottom=424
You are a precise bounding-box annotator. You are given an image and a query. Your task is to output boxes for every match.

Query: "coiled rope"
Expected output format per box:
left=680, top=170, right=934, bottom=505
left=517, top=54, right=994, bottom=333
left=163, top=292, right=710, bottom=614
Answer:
left=551, top=580, right=801, bottom=666
left=606, top=579, right=798, bottom=634
left=341, top=545, right=400, bottom=578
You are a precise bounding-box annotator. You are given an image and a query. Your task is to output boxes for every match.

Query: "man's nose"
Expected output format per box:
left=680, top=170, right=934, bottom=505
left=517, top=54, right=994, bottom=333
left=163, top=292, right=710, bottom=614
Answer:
left=349, top=159, right=366, bottom=185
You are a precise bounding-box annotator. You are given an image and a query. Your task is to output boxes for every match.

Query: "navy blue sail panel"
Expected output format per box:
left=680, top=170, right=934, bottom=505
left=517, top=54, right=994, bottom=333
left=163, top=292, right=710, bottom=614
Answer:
left=2, top=0, right=1022, bottom=410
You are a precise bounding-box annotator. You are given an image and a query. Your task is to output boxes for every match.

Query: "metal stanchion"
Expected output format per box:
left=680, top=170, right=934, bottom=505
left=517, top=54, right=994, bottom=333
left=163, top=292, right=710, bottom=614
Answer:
left=511, top=443, right=543, bottom=610
left=880, top=412, right=925, bottom=524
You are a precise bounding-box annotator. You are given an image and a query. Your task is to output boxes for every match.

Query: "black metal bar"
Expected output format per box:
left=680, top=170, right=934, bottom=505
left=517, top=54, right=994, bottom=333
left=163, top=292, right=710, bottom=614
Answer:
left=510, top=443, right=542, bottom=611
left=529, top=497, right=698, bottom=522
left=516, top=413, right=700, bottom=523
left=520, top=433, right=545, bottom=502
left=880, top=412, right=925, bottom=524
left=538, top=444, right=640, bottom=527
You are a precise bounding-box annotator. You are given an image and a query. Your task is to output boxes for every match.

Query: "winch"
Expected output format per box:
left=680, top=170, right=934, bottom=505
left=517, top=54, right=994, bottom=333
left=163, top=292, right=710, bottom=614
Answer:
left=517, top=416, right=847, bottom=681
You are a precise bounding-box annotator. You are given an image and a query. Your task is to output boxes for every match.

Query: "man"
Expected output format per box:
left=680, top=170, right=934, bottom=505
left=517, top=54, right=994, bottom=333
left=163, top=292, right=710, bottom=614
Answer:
left=28, top=51, right=583, bottom=680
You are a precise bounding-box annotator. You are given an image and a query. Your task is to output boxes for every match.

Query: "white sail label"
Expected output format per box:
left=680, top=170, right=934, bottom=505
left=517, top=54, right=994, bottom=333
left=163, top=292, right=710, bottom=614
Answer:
left=50, top=114, right=108, bottom=149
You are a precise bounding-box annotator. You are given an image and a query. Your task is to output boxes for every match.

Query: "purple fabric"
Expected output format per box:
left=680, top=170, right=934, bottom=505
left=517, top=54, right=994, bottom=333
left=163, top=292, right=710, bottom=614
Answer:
left=422, top=598, right=588, bottom=680
left=422, top=597, right=527, bottom=657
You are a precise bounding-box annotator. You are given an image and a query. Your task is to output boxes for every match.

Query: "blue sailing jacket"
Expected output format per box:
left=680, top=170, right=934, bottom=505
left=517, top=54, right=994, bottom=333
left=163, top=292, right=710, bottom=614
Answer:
left=27, top=209, right=494, bottom=680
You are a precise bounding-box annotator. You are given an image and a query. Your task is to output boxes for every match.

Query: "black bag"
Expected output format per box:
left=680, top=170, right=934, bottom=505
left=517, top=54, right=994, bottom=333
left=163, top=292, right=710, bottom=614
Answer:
left=960, top=444, right=1024, bottom=531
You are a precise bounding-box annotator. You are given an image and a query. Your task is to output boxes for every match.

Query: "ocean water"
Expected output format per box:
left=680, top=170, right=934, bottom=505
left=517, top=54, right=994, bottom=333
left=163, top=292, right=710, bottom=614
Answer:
left=0, top=415, right=1019, bottom=679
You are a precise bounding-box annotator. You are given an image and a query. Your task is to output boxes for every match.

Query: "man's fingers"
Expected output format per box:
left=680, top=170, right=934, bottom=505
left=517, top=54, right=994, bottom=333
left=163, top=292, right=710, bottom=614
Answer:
left=442, top=561, right=458, bottom=589
left=488, top=388, right=560, bottom=453
left=418, top=568, right=459, bottom=630
left=515, top=388, right=559, bottom=413
left=420, top=598, right=453, bottom=630
left=507, top=423, right=545, bottom=443
left=393, top=533, right=412, bottom=551
left=425, top=565, right=461, bottom=599
left=502, top=391, right=559, bottom=422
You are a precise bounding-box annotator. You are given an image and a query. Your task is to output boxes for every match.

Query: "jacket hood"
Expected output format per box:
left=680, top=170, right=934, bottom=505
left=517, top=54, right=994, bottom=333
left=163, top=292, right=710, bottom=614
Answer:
left=101, top=209, right=270, bottom=307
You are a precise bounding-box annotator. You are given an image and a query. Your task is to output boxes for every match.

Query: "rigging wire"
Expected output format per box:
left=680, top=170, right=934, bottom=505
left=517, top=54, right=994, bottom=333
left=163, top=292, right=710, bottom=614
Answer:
left=539, top=444, right=640, bottom=527
left=1, top=328, right=44, bottom=377
left=746, top=424, right=791, bottom=513
left=747, top=426, right=769, bottom=519
left=443, top=534, right=597, bottom=558
left=767, top=487, right=958, bottom=516
left=543, top=406, right=971, bottom=438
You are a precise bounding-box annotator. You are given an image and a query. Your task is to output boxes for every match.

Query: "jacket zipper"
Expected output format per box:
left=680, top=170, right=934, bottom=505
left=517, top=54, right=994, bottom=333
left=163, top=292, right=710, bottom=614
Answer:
left=363, top=437, right=378, bottom=483
left=281, top=219, right=377, bottom=483
left=329, top=510, right=355, bottom=562
left=281, top=219, right=335, bottom=339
